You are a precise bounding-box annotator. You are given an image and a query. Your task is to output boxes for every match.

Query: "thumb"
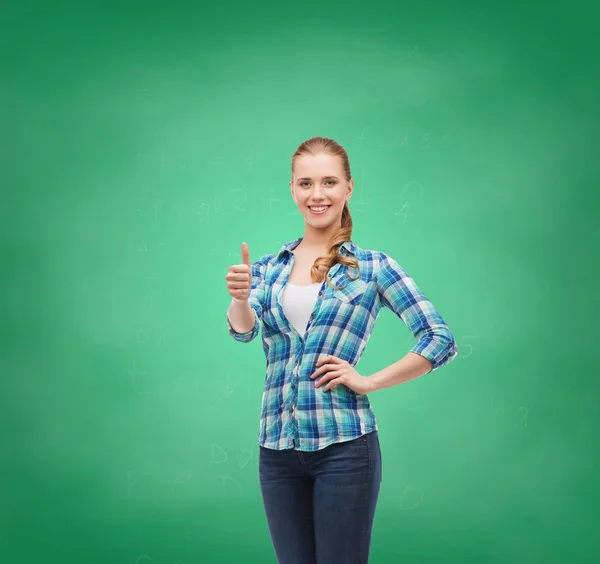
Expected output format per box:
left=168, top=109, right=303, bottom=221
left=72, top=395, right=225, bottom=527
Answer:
left=241, top=242, right=250, bottom=269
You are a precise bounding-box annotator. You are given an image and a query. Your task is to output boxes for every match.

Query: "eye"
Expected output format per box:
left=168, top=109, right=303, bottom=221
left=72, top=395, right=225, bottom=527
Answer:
left=299, top=180, right=337, bottom=187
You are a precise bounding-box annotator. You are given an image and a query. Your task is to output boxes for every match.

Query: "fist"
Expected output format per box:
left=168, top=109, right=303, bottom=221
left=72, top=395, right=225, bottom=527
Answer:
left=225, top=242, right=252, bottom=302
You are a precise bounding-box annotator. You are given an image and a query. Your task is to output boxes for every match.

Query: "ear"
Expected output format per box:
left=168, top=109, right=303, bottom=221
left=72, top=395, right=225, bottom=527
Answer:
left=346, top=180, right=354, bottom=201
left=290, top=181, right=297, bottom=203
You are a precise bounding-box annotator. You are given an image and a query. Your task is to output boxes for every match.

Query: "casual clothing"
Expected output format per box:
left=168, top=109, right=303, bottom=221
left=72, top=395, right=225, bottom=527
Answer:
left=259, top=429, right=382, bottom=564
left=281, top=281, right=322, bottom=337
left=226, top=236, right=458, bottom=452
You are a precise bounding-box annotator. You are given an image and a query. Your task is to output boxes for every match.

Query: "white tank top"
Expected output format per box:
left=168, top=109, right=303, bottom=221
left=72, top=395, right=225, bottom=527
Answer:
left=281, top=282, right=322, bottom=336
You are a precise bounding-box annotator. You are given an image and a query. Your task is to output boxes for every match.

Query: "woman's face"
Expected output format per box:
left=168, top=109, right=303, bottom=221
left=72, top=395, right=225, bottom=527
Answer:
left=290, top=153, right=353, bottom=227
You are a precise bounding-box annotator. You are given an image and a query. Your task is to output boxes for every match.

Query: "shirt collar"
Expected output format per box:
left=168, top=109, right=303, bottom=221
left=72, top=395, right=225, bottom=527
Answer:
left=276, top=237, right=357, bottom=260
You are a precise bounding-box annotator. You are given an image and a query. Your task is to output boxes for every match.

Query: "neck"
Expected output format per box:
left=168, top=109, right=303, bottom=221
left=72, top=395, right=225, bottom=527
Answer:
left=294, top=242, right=328, bottom=255
left=299, top=223, right=342, bottom=250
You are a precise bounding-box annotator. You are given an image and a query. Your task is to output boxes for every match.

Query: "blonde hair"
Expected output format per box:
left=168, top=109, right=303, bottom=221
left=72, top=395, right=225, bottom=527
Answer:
left=291, top=136, right=360, bottom=291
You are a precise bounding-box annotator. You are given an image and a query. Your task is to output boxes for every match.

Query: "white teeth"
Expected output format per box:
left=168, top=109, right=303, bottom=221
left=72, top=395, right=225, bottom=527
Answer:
left=309, top=206, right=329, bottom=211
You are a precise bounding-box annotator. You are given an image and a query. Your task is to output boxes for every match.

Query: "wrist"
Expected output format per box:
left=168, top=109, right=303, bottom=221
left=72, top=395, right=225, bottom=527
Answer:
left=365, top=375, right=379, bottom=393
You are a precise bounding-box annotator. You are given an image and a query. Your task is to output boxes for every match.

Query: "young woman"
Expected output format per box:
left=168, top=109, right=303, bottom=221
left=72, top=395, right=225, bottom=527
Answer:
left=225, top=136, right=458, bottom=564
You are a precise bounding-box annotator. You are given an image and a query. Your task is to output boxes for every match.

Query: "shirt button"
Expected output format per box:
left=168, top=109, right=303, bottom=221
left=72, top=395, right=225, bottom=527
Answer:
left=318, top=291, right=322, bottom=296
left=292, top=384, right=296, bottom=389
left=289, top=407, right=294, bottom=413
left=448, top=343, right=453, bottom=348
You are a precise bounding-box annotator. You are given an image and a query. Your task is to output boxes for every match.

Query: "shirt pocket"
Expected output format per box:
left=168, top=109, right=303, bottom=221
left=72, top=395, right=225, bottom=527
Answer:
left=331, top=277, right=368, bottom=306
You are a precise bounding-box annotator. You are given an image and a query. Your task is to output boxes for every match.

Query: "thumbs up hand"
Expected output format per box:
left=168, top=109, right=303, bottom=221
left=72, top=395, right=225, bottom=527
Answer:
left=225, top=242, right=252, bottom=302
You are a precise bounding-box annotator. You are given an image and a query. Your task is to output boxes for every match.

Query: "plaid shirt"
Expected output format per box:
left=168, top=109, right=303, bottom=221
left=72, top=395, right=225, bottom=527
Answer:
left=227, top=237, right=457, bottom=451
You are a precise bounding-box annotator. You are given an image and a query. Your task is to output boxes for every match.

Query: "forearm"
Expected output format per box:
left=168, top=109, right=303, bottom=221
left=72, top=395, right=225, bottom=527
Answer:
left=227, top=299, right=255, bottom=333
left=368, top=352, right=432, bottom=392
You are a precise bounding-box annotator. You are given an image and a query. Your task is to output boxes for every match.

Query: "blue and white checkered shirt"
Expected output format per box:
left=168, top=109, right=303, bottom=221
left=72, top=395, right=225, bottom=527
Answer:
left=227, top=237, right=458, bottom=451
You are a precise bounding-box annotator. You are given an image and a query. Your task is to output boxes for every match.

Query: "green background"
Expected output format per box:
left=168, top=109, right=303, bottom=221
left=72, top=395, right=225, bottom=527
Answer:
left=2, top=0, right=599, bottom=562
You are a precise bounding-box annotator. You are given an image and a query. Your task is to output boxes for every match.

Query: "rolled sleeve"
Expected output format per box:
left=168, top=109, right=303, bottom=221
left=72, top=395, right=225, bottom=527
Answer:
left=227, top=256, right=268, bottom=343
left=375, top=252, right=457, bottom=372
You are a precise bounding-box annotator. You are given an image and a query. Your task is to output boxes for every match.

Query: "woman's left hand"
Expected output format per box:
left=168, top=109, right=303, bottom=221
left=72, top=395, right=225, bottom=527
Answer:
left=310, top=355, right=374, bottom=395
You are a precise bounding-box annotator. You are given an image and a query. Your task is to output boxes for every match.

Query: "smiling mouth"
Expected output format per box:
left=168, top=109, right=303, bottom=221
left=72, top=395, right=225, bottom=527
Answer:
left=308, top=206, right=331, bottom=214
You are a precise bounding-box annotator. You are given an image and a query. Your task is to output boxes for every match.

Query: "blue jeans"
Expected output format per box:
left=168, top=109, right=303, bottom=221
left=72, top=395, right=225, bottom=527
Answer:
left=258, top=430, right=382, bottom=564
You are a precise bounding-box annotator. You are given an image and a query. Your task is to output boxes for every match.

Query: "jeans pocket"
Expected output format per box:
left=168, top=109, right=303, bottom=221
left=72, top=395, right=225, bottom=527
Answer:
left=344, top=433, right=368, bottom=445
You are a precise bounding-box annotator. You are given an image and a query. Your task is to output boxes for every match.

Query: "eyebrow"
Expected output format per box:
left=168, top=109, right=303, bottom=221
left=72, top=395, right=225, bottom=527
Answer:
left=296, top=176, right=339, bottom=182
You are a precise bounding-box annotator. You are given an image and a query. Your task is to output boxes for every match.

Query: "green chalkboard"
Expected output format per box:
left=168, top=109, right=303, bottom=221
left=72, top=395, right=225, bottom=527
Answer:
left=2, top=0, right=599, bottom=563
